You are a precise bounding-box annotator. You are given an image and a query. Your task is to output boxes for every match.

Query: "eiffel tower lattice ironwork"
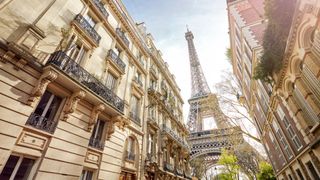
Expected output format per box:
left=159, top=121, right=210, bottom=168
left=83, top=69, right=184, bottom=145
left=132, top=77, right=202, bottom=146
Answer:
left=185, top=29, right=243, bottom=162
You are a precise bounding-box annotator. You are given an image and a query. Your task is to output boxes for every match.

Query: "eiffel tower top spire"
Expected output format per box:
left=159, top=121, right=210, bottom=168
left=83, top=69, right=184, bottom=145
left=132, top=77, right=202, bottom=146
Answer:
left=185, top=29, right=210, bottom=98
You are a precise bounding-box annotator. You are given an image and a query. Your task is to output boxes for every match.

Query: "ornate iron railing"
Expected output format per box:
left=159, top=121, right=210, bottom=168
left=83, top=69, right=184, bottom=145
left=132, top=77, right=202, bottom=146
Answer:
left=107, top=49, right=126, bottom=72
left=126, top=151, right=135, bottom=161
left=89, top=137, right=105, bottom=150
left=47, top=51, right=124, bottom=112
left=162, top=124, right=189, bottom=149
left=133, top=77, right=143, bottom=88
left=116, top=28, right=129, bottom=46
left=26, top=113, right=57, bottom=133
left=129, top=111, right=141, bottom=125
left=92, top=0, right=109, bottom=20
left=164, top=162, right=174, bottom=173
left=74, top=14, right=101, bottom=44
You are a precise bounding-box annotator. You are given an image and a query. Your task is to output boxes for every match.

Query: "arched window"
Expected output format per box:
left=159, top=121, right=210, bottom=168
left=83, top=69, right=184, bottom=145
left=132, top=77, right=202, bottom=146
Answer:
left=126, top=137, right=136, bottom=161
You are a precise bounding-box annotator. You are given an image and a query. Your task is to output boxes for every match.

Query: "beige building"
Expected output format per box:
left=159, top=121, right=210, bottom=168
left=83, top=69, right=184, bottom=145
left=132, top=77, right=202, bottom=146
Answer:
left=0, top=0, right=190, bottom=179
left=227, top=0, right=320, bottom=179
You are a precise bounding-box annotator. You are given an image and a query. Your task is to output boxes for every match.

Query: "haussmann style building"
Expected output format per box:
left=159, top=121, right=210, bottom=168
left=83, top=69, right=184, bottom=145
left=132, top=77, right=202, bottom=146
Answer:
left=227, top=0, right=320, bottom=179
left=0, top=0, right=191, bottom=179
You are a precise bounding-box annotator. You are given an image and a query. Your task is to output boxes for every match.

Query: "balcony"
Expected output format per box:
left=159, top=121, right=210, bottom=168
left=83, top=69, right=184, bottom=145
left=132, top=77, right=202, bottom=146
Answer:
left=129, top=112, right=141, bottom=125
left=162, top=124, right=189, bottom=149
left=107, top=49, right=126, bottom=72
left=89, top=137, right=105, bottom=150
left=26, top=113, right=57, bottom=133
left=74, top=14, right=101, bottom=44
left=164, top=162, right=174, bottom=173
left=133, top=77, right=143, bottom=88
left=92, top=0, right=109, bottom=20
left=116, top=28, right=129, bottom=47
left=47, top=51, right=124, bottom=112
left=126, top=151, right=135, bottom=161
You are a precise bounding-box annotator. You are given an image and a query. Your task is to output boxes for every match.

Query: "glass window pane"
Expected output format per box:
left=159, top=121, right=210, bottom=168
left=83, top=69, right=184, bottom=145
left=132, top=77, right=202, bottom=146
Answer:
left=34, top=91, right=52, bottom=116
left=14, top=158, right=35, bottom=180
left=44, top=95, right=62, bottom=121
left=0, top=155, right=19, bottom=180
left=86, top=171, right=93, bottom=180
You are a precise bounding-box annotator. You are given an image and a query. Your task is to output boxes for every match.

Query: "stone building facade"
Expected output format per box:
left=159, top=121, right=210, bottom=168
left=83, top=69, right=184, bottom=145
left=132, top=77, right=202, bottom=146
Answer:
left=0, top=0, right=190, bottom=179
left=227, top=0, right=320, bottom=179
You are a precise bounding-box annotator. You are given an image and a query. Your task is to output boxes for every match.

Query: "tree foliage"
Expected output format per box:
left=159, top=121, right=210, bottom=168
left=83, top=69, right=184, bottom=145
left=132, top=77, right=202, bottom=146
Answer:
left=225, top=48, right=232, bottom=64
left=257, top=161, right=276, bottom=180
left=217, top=149, right=240, bottom=180
left=254, top=0, right=296, bottom=82
left=190, top=157, right=208, bottom=179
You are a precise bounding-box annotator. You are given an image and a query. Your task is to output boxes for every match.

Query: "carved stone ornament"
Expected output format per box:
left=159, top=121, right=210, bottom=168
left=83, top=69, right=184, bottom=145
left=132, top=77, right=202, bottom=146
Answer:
left=106, top=121, right=115, bottom=140
left=26, top=69, right=58, bottom=106
left=88, top=104, right=105, bottom=131
left=113, top=115, right=130, bottom=131
left=63, top=90, right=86, bottom=121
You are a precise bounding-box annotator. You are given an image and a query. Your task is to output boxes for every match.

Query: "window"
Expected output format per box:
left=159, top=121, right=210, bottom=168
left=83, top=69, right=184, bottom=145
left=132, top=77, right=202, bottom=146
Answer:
left=0, top=155, right=35, bottom=180
left=277, top=106, right=303, bottom=150
left=272, top=120, right=293, bottom=159
left=69, top=40, right=88, bottom=64
left=306, top=161, right=319, bottom=180
left=80, top=169, right=94, bottom=180
left=89, top=119, right=105, bottom=150
left=296, top=168, right=304, bottom=180
left=126, top=137, right=135, bottom=161
left=148, top=133, right=154, bottom=154
left=288, top=174, right=293, bottom=180
left=105, top=73, right=117, bottom=92
left=269, top=131, right=285, bottom=166
left=130, top=96, right=140, bottom=123
left=26, top=91, right=61, bottom=133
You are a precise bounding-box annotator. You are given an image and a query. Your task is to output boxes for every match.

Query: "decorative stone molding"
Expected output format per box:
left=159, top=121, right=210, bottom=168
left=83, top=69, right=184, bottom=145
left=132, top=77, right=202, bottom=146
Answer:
left=88, top=104, right=105, bottom=131
left=106, top=120, right=115, bottom=140
left=26, top=68, right=58, bottom=106
left=63, top=90, right=86, bottom=121
left=0, top=51, right=15, bottom=63
left=113, top=115, right=130, bottom=131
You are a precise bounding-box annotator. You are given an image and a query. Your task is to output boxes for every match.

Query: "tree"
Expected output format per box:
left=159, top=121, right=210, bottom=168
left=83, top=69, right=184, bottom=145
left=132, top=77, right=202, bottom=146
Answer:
left=233, top=143, right=263, bottom=180
left=254, top=0, right=297, bottom=82
left=190, top=156, right=209, bottom=180
left=214, top=71, right=261, bottom=143
left=257, top=161, right=276, bottom=180
left=217, top=149, right=240, bottom=180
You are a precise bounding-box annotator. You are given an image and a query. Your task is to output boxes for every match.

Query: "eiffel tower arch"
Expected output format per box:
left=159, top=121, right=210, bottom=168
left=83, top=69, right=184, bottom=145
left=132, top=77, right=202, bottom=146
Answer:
left=185, top=29, right=244, bottom=163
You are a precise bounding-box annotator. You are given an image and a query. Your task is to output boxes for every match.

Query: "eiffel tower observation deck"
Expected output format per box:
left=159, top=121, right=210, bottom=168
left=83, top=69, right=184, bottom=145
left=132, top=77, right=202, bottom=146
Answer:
left=185, top=29, right=244, bottom=162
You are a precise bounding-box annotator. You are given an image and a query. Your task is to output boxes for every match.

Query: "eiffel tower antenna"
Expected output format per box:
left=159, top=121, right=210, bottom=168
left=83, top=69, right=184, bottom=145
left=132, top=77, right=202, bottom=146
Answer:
left=185, top=30, right=211, bottom=99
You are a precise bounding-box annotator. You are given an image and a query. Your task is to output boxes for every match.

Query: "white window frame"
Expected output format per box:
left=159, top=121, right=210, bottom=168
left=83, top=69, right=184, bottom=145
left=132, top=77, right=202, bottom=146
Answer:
left=1, top=154, right=37, bottom=180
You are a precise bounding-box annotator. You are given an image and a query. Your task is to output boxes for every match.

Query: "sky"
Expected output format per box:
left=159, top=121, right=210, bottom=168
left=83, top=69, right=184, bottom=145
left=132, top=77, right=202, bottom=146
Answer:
left=122, top=0, right=231, bottom=122
left=121, top=0, right=265, bottom=157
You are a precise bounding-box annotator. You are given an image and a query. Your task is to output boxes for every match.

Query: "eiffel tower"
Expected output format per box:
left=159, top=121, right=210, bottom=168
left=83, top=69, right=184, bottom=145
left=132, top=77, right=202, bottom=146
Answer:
left=185, top=29, right=243, bottom=163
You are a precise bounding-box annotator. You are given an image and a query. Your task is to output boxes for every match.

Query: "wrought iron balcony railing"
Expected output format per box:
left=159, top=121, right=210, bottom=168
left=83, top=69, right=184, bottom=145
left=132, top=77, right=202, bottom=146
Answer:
left=47, top=51, right=124, bottom=112
left=129, top=112, right=141, bottom=125
left=162, top=124, right=189, bottom=149
left=126, top=151, right=135, bottom=161
left=133, top=77, right=143, bottom=88
left=116, top=28, right=129, bottom=47
left=89, top=137, right=105, bottom=150
left=74, top=14, right=101, bottom=44
left=107, top=49, right=126, bottom=72
left=164, top=162, right=174, bottom=173
left=26, top=113, right=57, bottom=133
left=92, top=0, right=109, bottom=20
